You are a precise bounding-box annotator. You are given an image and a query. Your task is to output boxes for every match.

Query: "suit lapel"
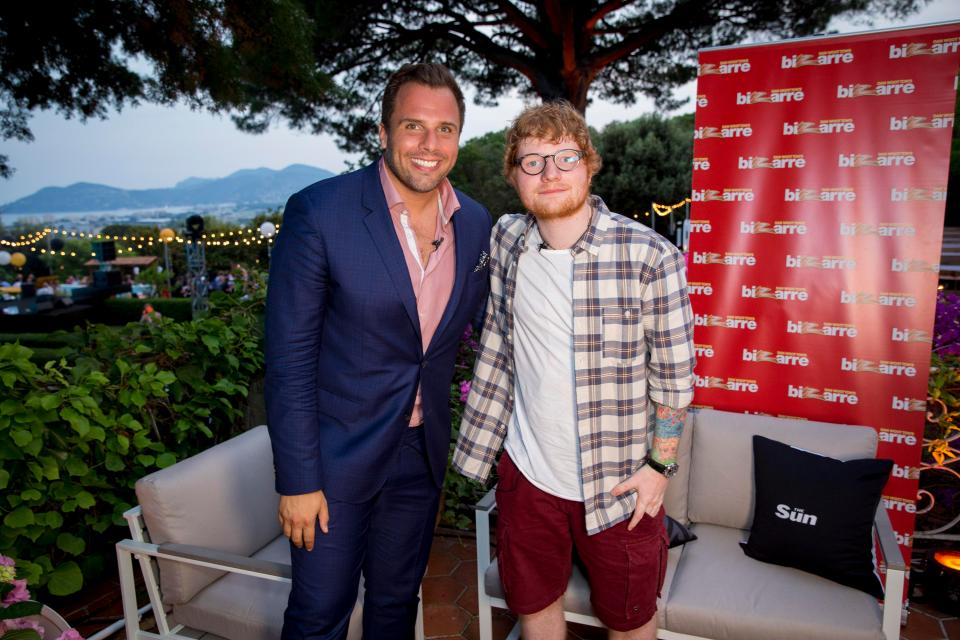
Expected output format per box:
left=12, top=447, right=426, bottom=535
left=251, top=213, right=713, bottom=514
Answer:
left=429, top=210, right=471, bottom=354
left=360, top=164, right=422, bottom=345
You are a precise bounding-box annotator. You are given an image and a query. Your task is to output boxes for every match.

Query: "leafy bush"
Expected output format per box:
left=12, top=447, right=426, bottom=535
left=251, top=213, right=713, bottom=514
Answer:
left=440, top=325, right=490, bottom=530
left=0, top=281, right=265, bottom=597
left=100, top=298, right=193, bottom=323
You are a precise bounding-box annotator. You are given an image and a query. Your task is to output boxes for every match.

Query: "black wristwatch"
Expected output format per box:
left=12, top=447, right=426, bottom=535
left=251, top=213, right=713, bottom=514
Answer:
left=643, top=454, right=679, bottom=478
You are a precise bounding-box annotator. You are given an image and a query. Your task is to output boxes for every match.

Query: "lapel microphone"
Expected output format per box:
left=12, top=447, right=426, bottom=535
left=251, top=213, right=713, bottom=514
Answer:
left=431, top=238, right=444, bottom=251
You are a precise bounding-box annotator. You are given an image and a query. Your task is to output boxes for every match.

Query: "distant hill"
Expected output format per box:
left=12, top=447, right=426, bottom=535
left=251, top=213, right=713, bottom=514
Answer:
left=1, top=164, right=335, bottom=213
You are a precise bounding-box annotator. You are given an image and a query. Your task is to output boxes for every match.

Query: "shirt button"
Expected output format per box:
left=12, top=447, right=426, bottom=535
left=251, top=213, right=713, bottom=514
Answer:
left=624, top=309, right=632, bottom=317
left=421, top=361, right=428, bottom=369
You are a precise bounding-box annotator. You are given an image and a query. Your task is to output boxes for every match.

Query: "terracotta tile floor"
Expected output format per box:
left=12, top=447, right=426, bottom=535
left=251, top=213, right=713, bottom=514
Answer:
left=59, top=532, right=957, bottom=639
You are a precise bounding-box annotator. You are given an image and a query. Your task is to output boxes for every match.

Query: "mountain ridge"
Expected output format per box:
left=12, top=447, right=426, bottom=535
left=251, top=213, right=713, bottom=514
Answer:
left=1, top=164, right=335, bottom=213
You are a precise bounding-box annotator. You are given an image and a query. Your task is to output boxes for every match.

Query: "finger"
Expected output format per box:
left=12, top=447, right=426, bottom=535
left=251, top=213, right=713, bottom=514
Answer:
left=628, top=506, right=644, bottom=531
left=646, top=499, right=661, bottom=517
left=291, top=526, right=304, bottom=549
left=318, top=504, right=329, bottom=535
left=283, top=520, right=293, bottom=540
left=611, top=480, right=633, bottom=497
left=303, top=523, right=315, bottom=552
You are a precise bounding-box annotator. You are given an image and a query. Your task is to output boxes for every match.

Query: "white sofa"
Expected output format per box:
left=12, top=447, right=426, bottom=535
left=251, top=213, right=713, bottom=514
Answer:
left=116, top=425, right=424, bottom=640
left=475, top=408, right=906, bottom=640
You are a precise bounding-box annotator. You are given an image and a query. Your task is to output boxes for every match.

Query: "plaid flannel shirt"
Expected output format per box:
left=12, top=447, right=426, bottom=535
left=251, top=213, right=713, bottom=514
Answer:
left=453, top=196, right=695, bottom=534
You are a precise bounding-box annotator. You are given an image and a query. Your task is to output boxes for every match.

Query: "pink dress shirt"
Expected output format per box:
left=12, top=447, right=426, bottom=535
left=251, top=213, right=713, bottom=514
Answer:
left=379, top=159, right=459, bottom=426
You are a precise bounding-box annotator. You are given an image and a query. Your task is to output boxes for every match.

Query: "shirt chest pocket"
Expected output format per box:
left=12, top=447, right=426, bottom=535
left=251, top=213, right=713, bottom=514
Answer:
left=602, top=306, right=643, bottom=360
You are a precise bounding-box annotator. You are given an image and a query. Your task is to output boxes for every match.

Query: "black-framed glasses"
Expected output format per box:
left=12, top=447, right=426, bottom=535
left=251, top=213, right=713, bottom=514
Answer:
left=514, top=149, right=584, bottom=175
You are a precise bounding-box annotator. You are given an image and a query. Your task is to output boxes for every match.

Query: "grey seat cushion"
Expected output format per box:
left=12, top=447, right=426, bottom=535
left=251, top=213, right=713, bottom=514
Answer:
left=174, top=535, right=363, bottom=640
left=664, top=524, right=885, bottom=640
left=484, top=546, right=683, bottom=628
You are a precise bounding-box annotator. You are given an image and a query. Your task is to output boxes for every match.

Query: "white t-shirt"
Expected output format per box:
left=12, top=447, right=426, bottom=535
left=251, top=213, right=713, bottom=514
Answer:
left=504, top=226, right=583, bottom=501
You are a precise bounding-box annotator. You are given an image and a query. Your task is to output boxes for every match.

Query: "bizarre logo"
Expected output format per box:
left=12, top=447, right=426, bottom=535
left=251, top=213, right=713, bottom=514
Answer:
left=783, top=119, right=855, bottom=135
left=738, top=155, right=806, bottom=169
left=691, top=252, right=756, bottom=266
left=890, top=258, right=938, bottom=273
left=688, top=219, right=712, bottom=233
left=882, top=496, right=917, bottom=514
left=699, top=59, right=751, bottom=75
left=891, top=396, right=926, bottom=412
left=889, top=113, right=955, bottom=130
left=840, top=291, right=916, bottom=307
left=890, top=327, right=931, bottom=343
left=785, top=255, right=856, bottom=270
left=784, top=188, right=856, bottom=202
left=687, top=281, right=714, bottom=296
left=878, top=428, right=919, bottom=448
left=693, top=374, right=759, bottom=392
left=736, top=88, right=805, bottom=104
left=889, top=38, right=960, bottom=58
left=742, top=349, right=809, bottom=366
left=741, top=285, right=808, bottom=301
left=694, top=314, right=757, bottom=330
left=781, top=49, right=854, bottom=68
left=694, top=343, right=715, bottom=358
left=740, top=221, right=807, bottom=235
left=838, top=152, right=916, bottom=168
left=787, top=385, right=859, bottom=404
left=839, top=222, right=915, bottom=237
left=691, top=188, right=754, bottom=202
left=891, top=187, right=947, bottom=202
left=694, top=124, right=753, bottom=139
left=840, top=357, right=917, bottom=377
left=786, top=320, right=858, bottom=338
left=836, top=79, right=915, bottom=98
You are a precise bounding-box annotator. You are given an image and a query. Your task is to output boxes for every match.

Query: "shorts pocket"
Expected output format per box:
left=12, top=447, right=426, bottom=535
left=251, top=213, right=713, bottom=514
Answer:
left=624, top=533, right=667, bottom=621
left=602, top=306, right=643, bottom=360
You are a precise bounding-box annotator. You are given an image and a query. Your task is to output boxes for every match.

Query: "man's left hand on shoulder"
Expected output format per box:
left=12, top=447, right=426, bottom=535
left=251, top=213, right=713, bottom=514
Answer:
left=611, top=463, right=668, bottom=531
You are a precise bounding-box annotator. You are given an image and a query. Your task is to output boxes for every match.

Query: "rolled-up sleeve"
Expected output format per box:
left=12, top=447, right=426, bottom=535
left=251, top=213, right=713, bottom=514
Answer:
left=642, top=246, right=695, bottom=409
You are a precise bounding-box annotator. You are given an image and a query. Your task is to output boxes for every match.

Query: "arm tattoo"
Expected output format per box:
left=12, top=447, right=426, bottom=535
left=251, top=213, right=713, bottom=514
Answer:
left=651, top=404, right=687, bottom=464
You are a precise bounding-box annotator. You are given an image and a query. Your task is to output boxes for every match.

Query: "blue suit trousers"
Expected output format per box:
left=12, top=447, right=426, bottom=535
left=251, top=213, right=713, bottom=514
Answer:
left=281, top=425, right=441, bottom=640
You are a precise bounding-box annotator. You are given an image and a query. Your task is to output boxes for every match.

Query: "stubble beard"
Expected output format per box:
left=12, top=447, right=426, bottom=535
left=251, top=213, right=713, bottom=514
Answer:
left=521, top=187, right=590, bottom=222
left=384, top=146, right=448, bottom=194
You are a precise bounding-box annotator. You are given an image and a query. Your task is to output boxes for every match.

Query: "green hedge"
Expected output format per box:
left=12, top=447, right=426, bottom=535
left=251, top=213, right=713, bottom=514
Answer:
left=0, top=286, right=265, bottom=597
left=100, top=298, right=194, bottom=323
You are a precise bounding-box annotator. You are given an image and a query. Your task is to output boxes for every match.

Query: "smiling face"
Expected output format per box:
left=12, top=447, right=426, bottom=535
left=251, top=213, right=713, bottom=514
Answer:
left=379, top=82, right=461, bottom=199
left=510, top=137, right=592, bottom=221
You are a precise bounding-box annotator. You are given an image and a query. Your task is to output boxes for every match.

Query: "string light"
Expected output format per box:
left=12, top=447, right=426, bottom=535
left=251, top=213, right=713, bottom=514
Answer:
left=0, top=223, right=282, bottom=250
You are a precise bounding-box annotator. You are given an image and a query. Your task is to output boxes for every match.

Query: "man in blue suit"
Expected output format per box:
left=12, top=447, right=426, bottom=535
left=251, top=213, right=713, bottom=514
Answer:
left=265, top=63, right=492, bottom=640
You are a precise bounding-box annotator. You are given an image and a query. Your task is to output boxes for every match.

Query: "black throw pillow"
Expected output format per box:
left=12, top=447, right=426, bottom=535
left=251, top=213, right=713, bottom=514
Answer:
left=740, top=435, right=893, bottom=599
left=665, top=514, right=697, bottom=549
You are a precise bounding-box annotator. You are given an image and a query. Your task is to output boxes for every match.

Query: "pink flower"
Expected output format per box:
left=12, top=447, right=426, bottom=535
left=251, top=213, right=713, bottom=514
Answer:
left=459, top=380, right=471, bottom=403
left=2, top=617, right=45, bottom=635
left=2, top=578, right=30, bottom=605
left=56, top=629, right=86, bottom=640
left=0, top=555, right=14, bottom=567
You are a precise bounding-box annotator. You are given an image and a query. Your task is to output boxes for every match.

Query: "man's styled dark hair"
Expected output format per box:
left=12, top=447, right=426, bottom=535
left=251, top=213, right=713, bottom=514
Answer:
left=381, top=63, right=466, bottom=131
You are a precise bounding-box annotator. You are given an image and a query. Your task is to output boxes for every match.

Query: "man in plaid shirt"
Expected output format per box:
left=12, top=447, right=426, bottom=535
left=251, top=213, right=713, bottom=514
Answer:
left=453, top=101, right=695, bottom=639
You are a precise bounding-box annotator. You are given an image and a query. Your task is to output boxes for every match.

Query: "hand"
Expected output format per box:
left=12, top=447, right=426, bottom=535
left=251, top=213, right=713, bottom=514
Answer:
left=611, top=465, right=668, bottom=530
left=278, top=490, right=329, bottom=551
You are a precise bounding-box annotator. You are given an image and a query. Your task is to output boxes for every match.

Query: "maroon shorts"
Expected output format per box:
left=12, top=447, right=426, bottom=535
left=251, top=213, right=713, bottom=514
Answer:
left=495, top=452, right=668, bottom=632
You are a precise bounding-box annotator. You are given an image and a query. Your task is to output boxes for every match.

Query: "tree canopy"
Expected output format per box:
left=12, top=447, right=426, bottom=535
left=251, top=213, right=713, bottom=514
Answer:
left=0, top=0, right=924, bottom=174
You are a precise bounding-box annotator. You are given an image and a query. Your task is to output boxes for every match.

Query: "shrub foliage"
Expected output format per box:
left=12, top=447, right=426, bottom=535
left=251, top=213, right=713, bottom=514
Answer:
left=0, top=285, right=265, bottom=596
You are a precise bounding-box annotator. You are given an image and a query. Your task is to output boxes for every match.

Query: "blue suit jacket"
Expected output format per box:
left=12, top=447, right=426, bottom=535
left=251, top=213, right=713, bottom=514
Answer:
left=265, top=162, right=492, bottom=502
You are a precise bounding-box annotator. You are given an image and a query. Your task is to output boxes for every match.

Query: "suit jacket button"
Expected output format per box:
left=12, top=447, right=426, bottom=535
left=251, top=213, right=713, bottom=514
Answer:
left=402, top=412, right=411, bottom=421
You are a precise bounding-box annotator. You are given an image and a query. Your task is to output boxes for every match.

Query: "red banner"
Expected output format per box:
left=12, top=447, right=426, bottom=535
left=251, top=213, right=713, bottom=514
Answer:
left=688, top=23, right=960, bottom=559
